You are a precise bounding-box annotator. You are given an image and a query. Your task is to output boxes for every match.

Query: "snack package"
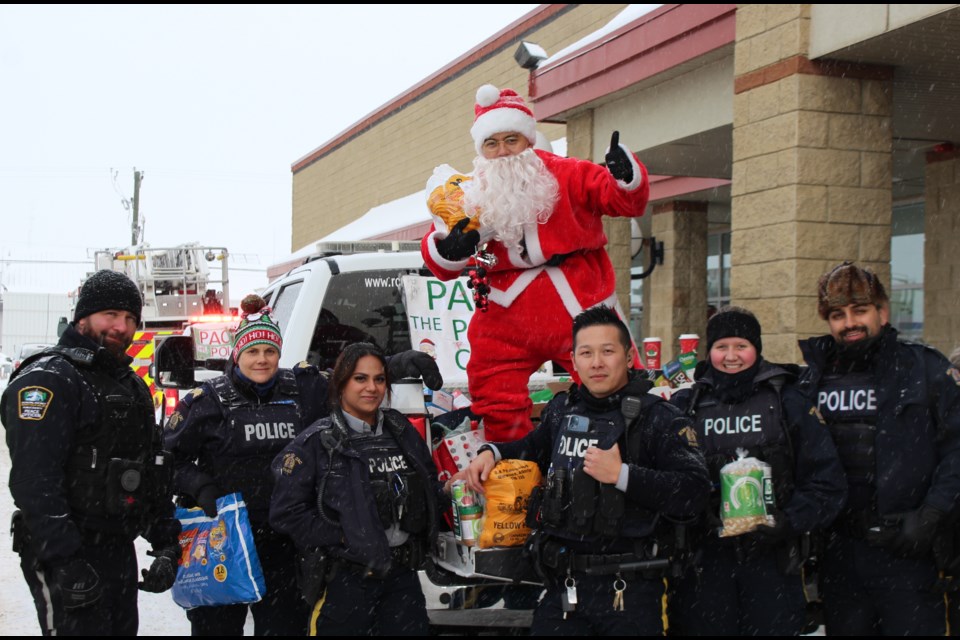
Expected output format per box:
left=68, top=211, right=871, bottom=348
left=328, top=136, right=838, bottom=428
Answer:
left=478, top=459, right=542, bottom=549
left=718, top=449, right=776, bottom=537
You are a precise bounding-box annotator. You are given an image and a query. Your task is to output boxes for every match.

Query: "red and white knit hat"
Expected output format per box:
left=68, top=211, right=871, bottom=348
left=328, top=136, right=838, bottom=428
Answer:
left=470, top=85, right=538, bottom=153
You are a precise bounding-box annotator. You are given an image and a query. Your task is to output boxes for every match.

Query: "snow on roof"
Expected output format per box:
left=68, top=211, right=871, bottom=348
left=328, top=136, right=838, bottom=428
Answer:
left=541, top=5, right=663, bottom=67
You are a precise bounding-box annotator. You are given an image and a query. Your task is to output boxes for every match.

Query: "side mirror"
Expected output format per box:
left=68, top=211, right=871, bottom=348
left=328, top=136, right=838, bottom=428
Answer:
left=154, top=335, right=196, bottom=389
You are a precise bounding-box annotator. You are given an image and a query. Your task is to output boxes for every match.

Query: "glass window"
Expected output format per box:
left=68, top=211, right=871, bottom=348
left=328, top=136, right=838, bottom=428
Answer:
left=707, top=230, right=731, bottom=315
left=308, top=270, right=415, bottom=369
left=270, top=280, right=303, bottom=334
left=890, top=202, right=924, bottom=341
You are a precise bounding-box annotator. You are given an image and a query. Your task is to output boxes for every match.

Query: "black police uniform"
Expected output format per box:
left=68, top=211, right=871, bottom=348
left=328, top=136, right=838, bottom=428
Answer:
left=1, top=326, right=181, bottom=635
left=490, top=373, right=709, bottom=636
left=269, top=407, right=445, bottom=636
left=164, top=361, right=330, bottom=636
left=799, top=326, right=960, bottom=635
left=667, top=359, right=847, bottom=636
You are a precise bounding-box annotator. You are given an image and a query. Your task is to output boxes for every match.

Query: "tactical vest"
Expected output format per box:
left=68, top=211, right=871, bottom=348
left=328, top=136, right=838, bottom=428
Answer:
left=20, top=347, right=166, bottom=533
left=540, top=397, right=659, bottom=541
left=692, top=383, right=794, bottom=511
left=350, top=425, right=428, bottom=536
left=816, top=372, right=878, bottom=512
left=208, top=370, right=302, bottom=513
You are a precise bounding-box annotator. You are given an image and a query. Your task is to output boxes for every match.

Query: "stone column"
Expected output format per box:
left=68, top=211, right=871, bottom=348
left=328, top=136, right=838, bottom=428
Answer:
left=732, top=4, right=893, bottom=363
left=924, top=149, right=960, bottom=355
left=647, top=200, right=709, bottom=363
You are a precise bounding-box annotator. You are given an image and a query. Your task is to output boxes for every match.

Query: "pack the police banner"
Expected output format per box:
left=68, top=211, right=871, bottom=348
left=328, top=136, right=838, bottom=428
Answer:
left=172, top=493, right=266, bottom=610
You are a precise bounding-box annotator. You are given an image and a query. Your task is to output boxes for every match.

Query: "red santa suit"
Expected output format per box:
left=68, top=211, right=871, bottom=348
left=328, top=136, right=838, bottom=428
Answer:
left=422, top=148, right=649, bottom=442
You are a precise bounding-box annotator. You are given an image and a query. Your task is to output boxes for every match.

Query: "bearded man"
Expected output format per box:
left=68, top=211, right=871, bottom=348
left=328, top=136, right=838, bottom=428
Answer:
left=421, top=84, right=649, bottom=442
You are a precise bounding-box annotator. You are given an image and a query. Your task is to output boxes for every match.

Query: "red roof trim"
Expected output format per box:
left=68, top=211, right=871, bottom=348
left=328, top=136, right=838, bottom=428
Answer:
left=529, top=4, right=736, bottom=121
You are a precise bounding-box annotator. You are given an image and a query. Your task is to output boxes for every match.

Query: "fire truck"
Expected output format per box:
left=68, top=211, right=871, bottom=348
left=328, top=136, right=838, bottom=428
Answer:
left=81, top=243, right=235, bottom=415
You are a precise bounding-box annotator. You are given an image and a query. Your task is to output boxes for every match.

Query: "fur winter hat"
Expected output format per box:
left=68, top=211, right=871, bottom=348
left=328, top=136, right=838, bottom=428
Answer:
left=470, top=85, right=538, bottom=154
left=232, top=294, right=282, bottom=362
left=706, top=305, right=763, bottom=355
left=817, top=261, right=888, bottom=319
left=74, top=270, right=143, bottom=325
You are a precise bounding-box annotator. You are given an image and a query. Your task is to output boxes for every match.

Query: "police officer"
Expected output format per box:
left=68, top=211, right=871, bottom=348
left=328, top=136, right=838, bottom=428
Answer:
left=667, top=306, right=847, bottom=636
left=269, top=342, right=448, bottom=636
left=166, top=295, right=441, bottom=635
left=465, top=305, right=710, bottom=636
left=798, top=261, right=960, bottom=635
left=1, top=269, right=181, bottom=636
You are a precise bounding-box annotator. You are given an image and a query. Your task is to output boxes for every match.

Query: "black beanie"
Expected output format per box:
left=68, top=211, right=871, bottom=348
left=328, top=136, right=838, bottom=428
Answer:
left=706, top=305, right=762, bottom=355
left=74, top=270, right=143, bottom=325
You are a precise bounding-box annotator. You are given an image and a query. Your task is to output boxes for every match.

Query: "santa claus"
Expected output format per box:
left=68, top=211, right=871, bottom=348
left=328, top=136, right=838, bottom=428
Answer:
left=421, top=84, right=649, bottom=441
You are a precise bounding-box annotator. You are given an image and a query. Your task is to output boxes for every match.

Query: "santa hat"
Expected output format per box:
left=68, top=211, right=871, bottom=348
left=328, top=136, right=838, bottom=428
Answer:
left=232, top=294, right=283, bottom=362
left=470, top=85, right=538, bottom=153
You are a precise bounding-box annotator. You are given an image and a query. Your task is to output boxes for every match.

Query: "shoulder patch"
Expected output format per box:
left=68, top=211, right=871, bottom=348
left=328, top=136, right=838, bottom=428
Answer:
left=678, top=425, right=699, bottom=448
left=295, top=360, right=312, bottom=370
left=166, top=410, right=183, bottom=430
left=947, top=367, right=960, bottom=387
left=810, top=406, right=826, bottom=425
left=17, top=386, right=54, bottom=421
left=279, top=451, right=303, bottom=476
left=190, top=387, right=204, bottom=399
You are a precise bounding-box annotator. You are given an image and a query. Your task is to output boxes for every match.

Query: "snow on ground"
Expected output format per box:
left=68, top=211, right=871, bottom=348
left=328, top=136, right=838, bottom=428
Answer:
left=0, top=379, right=252, bottom=635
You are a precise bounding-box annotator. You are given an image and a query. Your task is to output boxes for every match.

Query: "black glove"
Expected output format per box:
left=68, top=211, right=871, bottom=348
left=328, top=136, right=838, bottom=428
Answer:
left=436, top=217, right=480, bottom=262
left=752, top=509, right=795, bottom=544
left=195, top=485, right=222, bottom=518
left=387, top=350, right=444, bottom=391
left=51, top=557, right=102, bottom=610
left=891, top=505, right=943, bottom=558
left=138, top=545, right=179, bottom=593
left=605, top=131, right=634, bottom=183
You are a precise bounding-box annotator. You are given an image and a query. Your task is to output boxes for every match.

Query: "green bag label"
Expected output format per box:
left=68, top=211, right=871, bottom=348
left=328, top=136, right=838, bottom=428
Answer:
left=721, top=469, right=768, bottom=519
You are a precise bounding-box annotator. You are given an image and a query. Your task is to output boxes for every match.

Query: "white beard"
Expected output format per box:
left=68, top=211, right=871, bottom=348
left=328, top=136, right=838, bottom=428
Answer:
left=462, top=148, right=560, bottom=255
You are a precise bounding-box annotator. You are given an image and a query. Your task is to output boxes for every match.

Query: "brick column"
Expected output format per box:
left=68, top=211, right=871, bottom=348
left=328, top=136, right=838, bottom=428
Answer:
left=732, top=4, right=893, bottom=363
left=924, top=148, right=960, bottom=355
left=648, top=200, right=709, bottom=363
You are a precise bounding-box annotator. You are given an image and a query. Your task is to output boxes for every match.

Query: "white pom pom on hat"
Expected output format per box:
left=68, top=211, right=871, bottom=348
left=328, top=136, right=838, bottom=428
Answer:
left=470, top=84, right=538, bottom=153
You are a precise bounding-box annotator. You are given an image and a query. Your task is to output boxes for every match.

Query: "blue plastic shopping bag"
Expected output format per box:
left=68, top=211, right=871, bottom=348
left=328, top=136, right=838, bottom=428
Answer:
left=172, top=492, right=266, bottom=609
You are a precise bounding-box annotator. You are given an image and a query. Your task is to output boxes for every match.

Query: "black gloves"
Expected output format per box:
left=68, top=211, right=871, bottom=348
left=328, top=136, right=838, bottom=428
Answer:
left=891, top=504, right=944, bottom=558
left=605, top=131, right=634, bottom=183
left=139, top=545, right=180, bottom=593
left=196, top=485, right=222, bottom=518
left=52, top=557, right=102, bottom=610
left=387, top=350, right=444, bottom=391
left=753, top=509, right=795, bottom=544
left=436, top=218, right=480, bottom=262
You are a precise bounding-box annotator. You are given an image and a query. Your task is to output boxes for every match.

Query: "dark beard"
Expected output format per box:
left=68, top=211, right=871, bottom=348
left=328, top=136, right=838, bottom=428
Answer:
left=833, top=327, right=887, bottom=372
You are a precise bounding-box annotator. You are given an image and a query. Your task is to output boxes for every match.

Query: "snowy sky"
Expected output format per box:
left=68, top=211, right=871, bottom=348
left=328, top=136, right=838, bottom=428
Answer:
left=0, top=4, right=542, bottom=295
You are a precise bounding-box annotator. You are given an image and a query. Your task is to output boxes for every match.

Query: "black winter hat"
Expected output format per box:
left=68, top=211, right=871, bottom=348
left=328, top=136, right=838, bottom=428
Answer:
left=706, top=305, right=762, bottom=355
left=74, top=270, right=143, bottom=325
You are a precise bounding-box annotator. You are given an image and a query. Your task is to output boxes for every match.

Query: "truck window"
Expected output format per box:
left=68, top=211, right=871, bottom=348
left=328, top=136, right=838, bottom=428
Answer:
left=307, top=271, right=413, bottom=369
left=270, top=280, right=303, bottom=333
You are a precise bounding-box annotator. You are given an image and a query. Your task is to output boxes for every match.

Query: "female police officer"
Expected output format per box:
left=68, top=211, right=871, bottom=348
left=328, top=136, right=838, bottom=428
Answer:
left=166, top=296, right=442, bottom=635
left=667, top=306, right=846, bottom=636
left=269, top=342, right=448, bottom=636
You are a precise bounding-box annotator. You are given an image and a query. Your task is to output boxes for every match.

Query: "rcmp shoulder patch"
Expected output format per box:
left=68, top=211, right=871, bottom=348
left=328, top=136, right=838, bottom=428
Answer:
left=17, top=386, right=53, bottom=421
left=190, top=387, right=204, bottom=398
left=947, top=367, right=960, bottom=387
left=166, top=411, right=183, bottom=430
left=295, top=360, right=311, bottom=370
left=280, top=452, right=302, bottom=475
left=810, top=406, right=826, bottom=425
left=678, top=425, right=699, bottom=448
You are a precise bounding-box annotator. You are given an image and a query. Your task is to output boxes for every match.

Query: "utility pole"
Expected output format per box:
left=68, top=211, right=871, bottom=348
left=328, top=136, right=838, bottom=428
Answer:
left=131, top=169, right=143, bottom=245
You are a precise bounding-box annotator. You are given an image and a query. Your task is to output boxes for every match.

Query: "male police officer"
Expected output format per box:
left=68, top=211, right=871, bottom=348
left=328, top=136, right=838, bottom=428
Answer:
left=799, top=261, right=960, bottom=635
left=1, top=270, right=181, bottom=636
left=465, top=306, right=709, bottom=636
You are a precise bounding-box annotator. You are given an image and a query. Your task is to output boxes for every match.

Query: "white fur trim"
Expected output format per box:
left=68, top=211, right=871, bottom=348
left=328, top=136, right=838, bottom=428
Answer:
left=487, top=267, right=545, bottom=309
left=471, top=109, right=538, bottom=153
left=545, top=267, right=584, bottom=318
left=426, top=229, right=470, bottom=272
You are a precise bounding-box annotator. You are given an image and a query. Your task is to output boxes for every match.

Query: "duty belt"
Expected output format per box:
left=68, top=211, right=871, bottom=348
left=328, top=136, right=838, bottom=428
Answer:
left=570, top=552, right=670, bottom=576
